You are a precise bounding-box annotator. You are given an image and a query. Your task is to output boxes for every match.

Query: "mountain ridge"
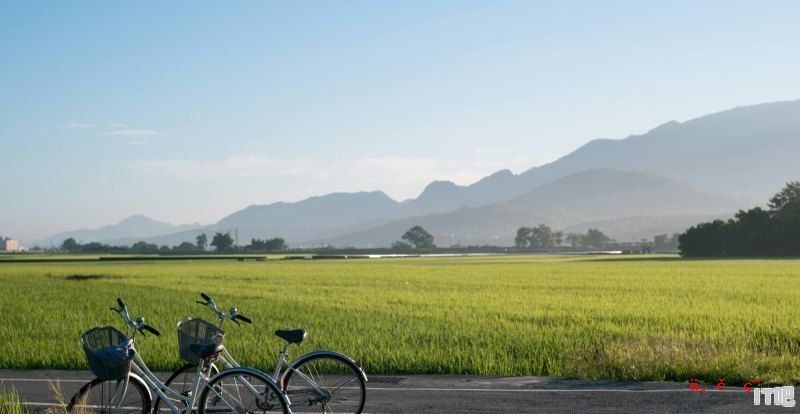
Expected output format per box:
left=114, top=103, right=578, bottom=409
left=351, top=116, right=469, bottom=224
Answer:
left=41, top=99, right=800, bottom=247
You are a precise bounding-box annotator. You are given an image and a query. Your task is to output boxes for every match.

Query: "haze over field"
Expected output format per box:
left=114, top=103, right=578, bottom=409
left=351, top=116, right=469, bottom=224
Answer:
left=39, top=100, right=799, bottom=247
left=2, top=2, right=799, bottom=245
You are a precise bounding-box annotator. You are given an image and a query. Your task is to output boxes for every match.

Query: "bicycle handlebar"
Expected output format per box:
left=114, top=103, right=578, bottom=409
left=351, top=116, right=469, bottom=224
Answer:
left=140, top=324, right=161, bottom=336
left=110, top=298, right=160, bottom=337
left=234, top=314, right=252, bottom=324
left=196, top=293, right=252, bottom=326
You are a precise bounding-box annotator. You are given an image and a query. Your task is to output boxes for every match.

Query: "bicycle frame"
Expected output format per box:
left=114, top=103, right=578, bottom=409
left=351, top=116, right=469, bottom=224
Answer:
left=130, top=349, right=205, bottom=414
left=215, top=340, right=326, bottom=398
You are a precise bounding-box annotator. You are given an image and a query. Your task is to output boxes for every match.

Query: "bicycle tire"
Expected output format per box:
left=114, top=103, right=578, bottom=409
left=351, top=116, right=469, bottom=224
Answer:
left=67, top=374, right=151, bottom=414
left=283, top=351, right=366, bottom=414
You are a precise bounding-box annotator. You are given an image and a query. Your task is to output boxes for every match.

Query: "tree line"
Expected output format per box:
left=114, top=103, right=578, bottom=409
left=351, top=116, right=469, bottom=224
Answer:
left=515, top=224, right=610, bottom=250
left=679, top=181, right=800, bottom=257
left=61, top=231, right=286, bottom=254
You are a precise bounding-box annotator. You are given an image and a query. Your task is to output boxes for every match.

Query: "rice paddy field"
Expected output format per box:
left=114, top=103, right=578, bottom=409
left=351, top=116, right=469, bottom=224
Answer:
left=1, top=254, right=799, bottom=384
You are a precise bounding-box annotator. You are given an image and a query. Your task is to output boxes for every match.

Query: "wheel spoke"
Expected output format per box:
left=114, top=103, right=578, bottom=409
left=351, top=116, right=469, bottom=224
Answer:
left=284, top=355, right=365, bottom=413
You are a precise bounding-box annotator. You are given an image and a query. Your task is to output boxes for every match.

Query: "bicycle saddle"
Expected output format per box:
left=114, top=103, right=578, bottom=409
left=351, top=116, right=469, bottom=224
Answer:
left=188, top=343, right=224, bottom=359
left=275, top=329, right=307, bottom=344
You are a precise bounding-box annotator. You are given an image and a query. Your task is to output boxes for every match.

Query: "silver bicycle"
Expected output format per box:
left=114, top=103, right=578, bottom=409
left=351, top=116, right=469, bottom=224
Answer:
left=68, top=298, right=290, bottom=414
left=154, top=293, right=367, bottom=414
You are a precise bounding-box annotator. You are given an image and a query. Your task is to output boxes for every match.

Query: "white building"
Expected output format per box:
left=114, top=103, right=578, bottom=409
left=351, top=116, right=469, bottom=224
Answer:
left=0, top=238, right=21, bottom=252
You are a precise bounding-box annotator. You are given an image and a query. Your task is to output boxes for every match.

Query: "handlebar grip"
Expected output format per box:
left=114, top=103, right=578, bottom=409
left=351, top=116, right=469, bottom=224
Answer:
left=141, top=325, right=161, bottom=336
left=236, top=314, right=252, bottom=324
left=200, top=292, right=212, bottom=302
left=117, top=298, right=126, bottom=308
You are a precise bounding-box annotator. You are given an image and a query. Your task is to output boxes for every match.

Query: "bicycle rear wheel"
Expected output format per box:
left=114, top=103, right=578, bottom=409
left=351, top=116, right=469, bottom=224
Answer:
left=283, top=352, right=366, bottom=413
left=68, top=375, right=151, bottom=414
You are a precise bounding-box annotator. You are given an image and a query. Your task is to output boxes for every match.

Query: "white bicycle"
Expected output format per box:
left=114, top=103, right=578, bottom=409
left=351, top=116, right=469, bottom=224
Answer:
left=68, top=298, right=290, bottom=413
left=153, top=293, right=367, bottom=414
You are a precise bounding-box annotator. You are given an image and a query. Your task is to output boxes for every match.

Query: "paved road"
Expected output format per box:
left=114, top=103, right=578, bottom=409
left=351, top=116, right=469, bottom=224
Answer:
left=0, top=369, right=785, bottom=413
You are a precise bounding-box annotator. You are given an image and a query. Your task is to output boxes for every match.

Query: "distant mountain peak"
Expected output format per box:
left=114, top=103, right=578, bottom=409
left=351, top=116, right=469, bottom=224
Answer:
left=478, top=169, right=514, bottom=182
left=646, top=120, right=681, bottom=134
left=46, top=214, right=201, bottom=244
left=118, top=214, right=162, bottom=225
left=423, top=180, right=458, bottom=190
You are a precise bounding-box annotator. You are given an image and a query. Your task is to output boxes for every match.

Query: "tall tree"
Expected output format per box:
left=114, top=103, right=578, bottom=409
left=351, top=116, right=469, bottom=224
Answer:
left=62, top=238, right=80, bottom=253
left=211, top=232, right=234, bottom=252
left=515, top=227, right=533, bottom=247
left=529, top=223, right=557, bottom=250
left=768, top=181, right=800, bottom=213
left=584, top=229, right=610, bottom=249
left=401, top=226, right=435, bottom=249
left=196, top=233, right=208, bottom=251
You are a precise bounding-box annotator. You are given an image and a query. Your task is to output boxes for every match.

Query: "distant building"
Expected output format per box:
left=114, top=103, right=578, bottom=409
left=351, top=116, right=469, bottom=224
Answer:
left=0, top=238, right=21, bottom=252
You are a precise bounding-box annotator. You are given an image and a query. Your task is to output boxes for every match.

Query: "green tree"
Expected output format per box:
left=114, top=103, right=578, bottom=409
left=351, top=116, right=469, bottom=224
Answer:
left=768, top=181, right=800, bottom=213
left=62, top=238, right=80, bottom=253
left=680, top=181, right=800, bottom=257
left=174, top=241, right=198, bottom=252
left=566, top=233, right=584, bottom=248
left=529, top=224, right=557, bottom=250
left=584, top=229, right=610, bottom=249
left=515, top=227, right=532, bottom=247
left=211, top=232, right=234, bottom=252
left=196, top=233, right=208, bottom=251
left=390, top=240, right=412, bottom=250
left=247, top=237, right=287, bottom=251
left=401, top=226, right=435, bottom=249
left=131, top=241, right=159, bottom=253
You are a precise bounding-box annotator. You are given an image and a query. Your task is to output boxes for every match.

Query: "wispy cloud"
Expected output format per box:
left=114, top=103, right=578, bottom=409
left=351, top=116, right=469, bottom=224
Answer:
left=472, top=148, right=510, bottom=154
left=130, top=152, right=556, bottom=200
left=108, top=123, right=128, bottom=128
left=62, top=123, right=96, bottom=129
left=103, top=129, right=161, bottom=137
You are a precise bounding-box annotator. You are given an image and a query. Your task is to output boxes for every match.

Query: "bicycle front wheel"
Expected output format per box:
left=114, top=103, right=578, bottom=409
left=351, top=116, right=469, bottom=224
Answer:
left=283, top=352, right=366, bottom=414
left=198, top=368, right=289, bottom=414
left=67, top=375, right=151, bottom=414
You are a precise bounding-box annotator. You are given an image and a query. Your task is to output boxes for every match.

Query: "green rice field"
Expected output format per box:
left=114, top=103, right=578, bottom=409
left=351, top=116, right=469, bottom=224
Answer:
left=1, top=255, right=799, bottom=384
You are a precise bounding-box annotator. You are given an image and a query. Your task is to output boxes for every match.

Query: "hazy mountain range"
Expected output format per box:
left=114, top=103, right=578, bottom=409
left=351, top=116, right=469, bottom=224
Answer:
left=45, top=100, right=799, bottom=247
left=46, top=215, right=202, bottom=245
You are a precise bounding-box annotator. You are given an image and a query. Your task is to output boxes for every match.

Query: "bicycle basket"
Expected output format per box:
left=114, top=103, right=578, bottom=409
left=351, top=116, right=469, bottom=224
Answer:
left=177, top=318, right=224, bottom=365
left=81, top=326, right=133, bottom=381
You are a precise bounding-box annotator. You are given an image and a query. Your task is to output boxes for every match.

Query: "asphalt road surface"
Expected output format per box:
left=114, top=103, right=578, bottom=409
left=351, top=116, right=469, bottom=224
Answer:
left=0, top=369, right=788, bottom=413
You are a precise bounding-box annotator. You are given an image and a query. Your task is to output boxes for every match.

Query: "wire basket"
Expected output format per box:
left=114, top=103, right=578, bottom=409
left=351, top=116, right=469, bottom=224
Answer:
left=81, top=326, right=133, bottom=381
left=177, top=318, right=224, bottom=365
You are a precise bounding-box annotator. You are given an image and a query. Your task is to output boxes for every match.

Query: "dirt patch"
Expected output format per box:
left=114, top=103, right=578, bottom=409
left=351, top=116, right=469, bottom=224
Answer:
left=65, top=274, right=110, bottom=281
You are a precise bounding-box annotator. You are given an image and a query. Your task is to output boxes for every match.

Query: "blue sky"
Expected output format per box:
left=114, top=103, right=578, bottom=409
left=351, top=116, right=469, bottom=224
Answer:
left=2, top=1, right=799, bottom=241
